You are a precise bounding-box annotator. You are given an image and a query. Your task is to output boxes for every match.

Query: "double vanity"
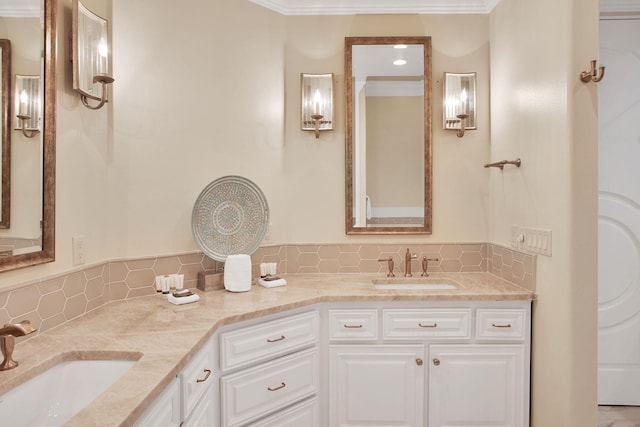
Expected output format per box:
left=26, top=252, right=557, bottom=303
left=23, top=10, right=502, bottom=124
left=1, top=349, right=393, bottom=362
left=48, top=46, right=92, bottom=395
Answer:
left=0, top=273, right=534, bottom=426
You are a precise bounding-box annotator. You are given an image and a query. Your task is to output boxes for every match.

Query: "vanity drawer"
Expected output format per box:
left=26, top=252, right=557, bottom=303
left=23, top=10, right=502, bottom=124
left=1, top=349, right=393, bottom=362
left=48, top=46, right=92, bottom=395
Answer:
left=180, top=343, right=215, bottom=420
left=328, top=309, right=379, bottom=341
left=383, top=309, right=471, bottom=340
left=248, top=397, right=319, bottom=427
left=475, top=309, right=526, bottom=341
left=220, top=311, right=319, bottom=371
left=221, top=348, right=319, bottom=427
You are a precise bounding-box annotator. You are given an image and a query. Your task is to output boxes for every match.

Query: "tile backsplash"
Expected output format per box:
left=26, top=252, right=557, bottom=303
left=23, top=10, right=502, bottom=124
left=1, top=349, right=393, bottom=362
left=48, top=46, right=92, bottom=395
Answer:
left=0, top=243, right=535, bottom=337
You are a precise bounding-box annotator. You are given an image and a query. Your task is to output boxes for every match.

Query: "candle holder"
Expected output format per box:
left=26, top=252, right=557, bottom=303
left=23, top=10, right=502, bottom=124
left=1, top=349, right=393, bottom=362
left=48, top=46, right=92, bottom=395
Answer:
left=16, top=114, right=38, bottom=138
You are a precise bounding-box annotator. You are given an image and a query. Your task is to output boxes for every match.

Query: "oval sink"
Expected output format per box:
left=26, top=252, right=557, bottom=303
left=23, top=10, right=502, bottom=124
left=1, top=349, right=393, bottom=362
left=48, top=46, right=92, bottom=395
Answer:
left=372, top=282, right=457, bottom=290
left=0, top=359, right=135, bottom=426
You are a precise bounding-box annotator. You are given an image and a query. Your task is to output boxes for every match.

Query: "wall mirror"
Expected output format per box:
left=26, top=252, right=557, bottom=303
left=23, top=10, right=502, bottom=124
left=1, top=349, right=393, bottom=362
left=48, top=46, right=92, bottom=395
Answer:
left=0, top=39, right=10, bottom=229
left=0, top=0, right=56, bottom=271
left=345, top=36, right=432, bottom=234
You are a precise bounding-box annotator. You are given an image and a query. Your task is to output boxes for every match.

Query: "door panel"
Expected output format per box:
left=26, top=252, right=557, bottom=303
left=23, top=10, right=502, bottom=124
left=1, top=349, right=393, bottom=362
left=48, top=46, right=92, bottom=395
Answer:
left=598, top=18, right=640, bottom=405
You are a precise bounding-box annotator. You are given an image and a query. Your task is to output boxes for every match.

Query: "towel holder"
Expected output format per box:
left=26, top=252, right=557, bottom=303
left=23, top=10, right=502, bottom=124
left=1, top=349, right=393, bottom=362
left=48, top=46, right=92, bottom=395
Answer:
left=484, top=158, right=521, bottom=170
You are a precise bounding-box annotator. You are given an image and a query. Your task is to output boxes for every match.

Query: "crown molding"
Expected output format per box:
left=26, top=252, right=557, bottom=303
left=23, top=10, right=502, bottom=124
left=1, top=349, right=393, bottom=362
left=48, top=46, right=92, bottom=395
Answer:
left=600, top=0, right=640, bottom=13
left=0, top=0, right=39, bottom=18
left=248, top=0, right=501, bottom=15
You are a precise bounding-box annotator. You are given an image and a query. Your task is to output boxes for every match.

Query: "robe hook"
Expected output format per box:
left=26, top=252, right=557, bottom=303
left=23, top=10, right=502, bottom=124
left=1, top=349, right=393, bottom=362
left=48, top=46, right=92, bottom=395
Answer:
left=580, top=60, right=605, bottom=83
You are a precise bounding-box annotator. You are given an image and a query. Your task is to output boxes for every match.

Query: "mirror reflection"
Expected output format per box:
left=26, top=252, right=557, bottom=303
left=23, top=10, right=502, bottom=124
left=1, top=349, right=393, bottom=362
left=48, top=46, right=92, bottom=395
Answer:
left=0, top=0, right=55, bottom=269
left=345, top=37, right=432, bottom=234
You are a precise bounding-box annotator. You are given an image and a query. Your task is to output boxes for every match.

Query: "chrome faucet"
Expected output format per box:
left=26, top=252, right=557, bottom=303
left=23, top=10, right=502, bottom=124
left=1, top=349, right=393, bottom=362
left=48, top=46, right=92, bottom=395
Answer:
left=404, top=248, right=417, bottom=277
left=0, top=320, right=36, bottom=371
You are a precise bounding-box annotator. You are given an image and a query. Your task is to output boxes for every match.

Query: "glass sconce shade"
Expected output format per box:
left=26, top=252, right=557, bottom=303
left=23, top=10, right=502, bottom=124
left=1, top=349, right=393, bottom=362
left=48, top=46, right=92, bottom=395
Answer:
left=443, top=72, right=476, bottom=131
left=301, top=73, right=334, bottom=136
left=72, top=0, right=113, bottom=109
left=14, top=75, right=40, bottom=132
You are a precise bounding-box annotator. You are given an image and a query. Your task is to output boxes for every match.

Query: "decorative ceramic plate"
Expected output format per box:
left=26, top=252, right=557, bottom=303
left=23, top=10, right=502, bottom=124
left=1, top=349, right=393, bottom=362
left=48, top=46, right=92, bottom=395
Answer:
left=192, top=176, right=269, bottom=261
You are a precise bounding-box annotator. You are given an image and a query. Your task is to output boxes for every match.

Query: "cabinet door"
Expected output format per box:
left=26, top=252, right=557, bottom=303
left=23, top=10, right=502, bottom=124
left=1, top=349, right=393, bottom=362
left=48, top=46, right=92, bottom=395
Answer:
left=329, top=345, right=425, bottom=427
left=429, top=344, right=526, bottom=427
left=132, top=377, right=181, bottom=427
left=183, top=382, right=217, bottom=427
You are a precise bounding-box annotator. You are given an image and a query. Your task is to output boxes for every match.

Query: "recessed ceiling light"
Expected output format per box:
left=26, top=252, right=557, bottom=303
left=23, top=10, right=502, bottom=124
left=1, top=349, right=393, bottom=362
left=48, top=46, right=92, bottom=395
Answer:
left=393, top=59, right=407, bottom=66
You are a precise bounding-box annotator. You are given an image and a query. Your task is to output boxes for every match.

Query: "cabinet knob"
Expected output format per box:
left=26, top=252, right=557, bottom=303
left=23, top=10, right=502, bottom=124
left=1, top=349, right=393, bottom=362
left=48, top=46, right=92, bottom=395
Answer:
left=416, top=358, right=424, bottom=366
left=433, top=358, right=440, bottom=366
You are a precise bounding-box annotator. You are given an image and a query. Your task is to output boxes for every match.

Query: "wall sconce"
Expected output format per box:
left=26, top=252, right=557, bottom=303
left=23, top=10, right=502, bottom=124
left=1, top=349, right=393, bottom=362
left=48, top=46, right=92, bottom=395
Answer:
left=443, top=72, right=476, bottom=138
left=72, top=0, right=113, bottom=110
left=301, top=73, right=334, bottom=139
left=14, top=75, right=40, bottom=139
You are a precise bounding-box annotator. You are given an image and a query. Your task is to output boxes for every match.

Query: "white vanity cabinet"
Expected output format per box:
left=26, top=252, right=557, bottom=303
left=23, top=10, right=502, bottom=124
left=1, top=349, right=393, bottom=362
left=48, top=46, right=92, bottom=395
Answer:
left=218, top=310, right=320, bottom=427
left=326, top=302, right=531, bottom=427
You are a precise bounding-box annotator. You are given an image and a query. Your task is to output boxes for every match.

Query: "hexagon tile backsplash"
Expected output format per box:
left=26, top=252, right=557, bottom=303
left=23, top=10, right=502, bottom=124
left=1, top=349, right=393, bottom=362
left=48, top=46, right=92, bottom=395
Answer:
left=0, top=243, right=534, bottom=338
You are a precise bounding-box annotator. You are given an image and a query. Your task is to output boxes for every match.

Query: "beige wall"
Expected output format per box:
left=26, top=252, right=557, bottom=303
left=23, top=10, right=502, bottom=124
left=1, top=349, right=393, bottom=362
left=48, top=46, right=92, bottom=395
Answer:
left=489, top=0, right=598, bottom=425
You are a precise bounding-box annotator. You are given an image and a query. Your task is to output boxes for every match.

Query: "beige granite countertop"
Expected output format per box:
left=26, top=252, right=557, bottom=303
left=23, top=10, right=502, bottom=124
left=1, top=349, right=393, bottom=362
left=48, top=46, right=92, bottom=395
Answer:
left=0, top=273, right=534, bottom=426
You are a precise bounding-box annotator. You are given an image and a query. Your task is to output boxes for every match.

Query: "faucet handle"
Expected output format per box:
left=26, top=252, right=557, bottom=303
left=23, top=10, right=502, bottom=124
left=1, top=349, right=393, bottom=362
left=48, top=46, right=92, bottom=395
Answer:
left=421, top=257, right=439, bottom=277
left=378, top=257, right=395, bottom=277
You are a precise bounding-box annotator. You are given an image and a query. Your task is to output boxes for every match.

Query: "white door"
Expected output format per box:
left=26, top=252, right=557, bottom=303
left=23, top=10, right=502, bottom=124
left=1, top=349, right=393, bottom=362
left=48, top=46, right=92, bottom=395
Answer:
left=428, top=344, right=526, bottom=427
left=598, top=18, right=640, bottom=405
left=328, top=345, right=425, bottom=427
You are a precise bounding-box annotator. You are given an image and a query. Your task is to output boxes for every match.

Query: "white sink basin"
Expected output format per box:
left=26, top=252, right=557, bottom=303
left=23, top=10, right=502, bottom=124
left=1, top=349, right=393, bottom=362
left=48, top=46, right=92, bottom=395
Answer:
left=0, top=359, right=135, bottom=426
left=373, top=282, right=456, bottom=290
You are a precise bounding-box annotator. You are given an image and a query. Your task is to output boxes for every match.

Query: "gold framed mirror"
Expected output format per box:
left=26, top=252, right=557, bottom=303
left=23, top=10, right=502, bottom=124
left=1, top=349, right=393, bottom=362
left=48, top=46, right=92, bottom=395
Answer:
left=0, top=39, right=10, bottom=230
left=345, top=36, right=432, bottom=235
left=0, top=0, right=56, bottom=271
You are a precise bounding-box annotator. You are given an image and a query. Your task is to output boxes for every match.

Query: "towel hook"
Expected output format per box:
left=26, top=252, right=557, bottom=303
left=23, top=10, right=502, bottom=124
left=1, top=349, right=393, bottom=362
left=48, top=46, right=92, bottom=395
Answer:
left=580, top=60, right=605, bottom=83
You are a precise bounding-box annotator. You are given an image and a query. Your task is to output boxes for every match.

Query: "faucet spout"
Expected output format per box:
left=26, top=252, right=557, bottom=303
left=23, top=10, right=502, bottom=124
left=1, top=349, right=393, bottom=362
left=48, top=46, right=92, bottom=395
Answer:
left=0, top=320, right=37, bottom=371
left=404, top=248, right=417, bottom=277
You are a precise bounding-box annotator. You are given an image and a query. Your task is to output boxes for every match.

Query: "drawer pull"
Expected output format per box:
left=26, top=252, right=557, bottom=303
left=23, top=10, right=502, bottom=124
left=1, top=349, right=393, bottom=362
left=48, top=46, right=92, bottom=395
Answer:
left=491, top=323, right=512, bottom=328
left=196, top=369, right=211, bottom=383
left=266, top=335, right=286, bottom=343
left=343, top=324, right=363, bottom=329
left=267, top=382, right=286, bottom=392
left=418, top=322, right=438, bottom=328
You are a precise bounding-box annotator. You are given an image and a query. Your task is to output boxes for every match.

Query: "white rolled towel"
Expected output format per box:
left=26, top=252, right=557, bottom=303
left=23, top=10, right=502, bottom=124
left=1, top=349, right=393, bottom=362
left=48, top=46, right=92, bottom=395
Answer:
left=224, top=254, right=252, bottom=292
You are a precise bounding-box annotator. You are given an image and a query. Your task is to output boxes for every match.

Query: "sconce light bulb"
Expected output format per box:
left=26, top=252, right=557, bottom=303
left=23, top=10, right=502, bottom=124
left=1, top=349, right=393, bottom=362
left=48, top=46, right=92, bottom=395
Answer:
left=98, top=38, right=109, bottom=57
left=460, top=88, right=468, bottom=103
left=313, top=89, right=322, bottom=115
left=394, top=44, right=408, bottom=49
left=19, top=90, right=28, bottom=103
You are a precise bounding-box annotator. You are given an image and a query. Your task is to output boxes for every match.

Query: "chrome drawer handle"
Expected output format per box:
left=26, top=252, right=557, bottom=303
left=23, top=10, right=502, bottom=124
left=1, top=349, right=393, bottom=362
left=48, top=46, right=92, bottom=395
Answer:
left=266, top=335, right=286, bottom=343
left=343, top=324, right=363, bottom=329
left=196, top=369, right=211, bottom=383
left=267, top=382, right=286, bottom=392
left=491, top=323, right=512, bottom=328
left=418, top=322, right=437, bottom=328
